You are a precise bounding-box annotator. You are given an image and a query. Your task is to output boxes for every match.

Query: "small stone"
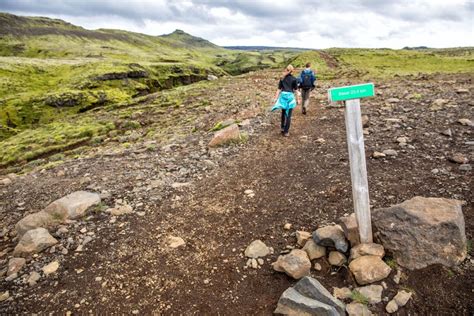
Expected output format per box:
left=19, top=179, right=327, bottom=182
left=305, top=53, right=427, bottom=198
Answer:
left=373, top=151, right=386, bottom=158
left=382, top=149, right=398, bottom=156
left=396, top=136, right=409, bottom=144
left=132, top=310, right=139, bottom=315
left=167, top=236, right=185, bottom=249
left=272, top=249, right=311, bottom=279
left=449, top=153, right=469, bottom=164
left=5, top=273, right=18, bottom=281
left=393, top=290, right=412, bottom=307
left=328, top=251, right=347, bottom=266
left=284, top=223, right=292, bottom=230
left=95, top=276, right=103, bottom=282
left=302, top=239, right=326, bottom=260
left=0, top=291, right=9, bottom=302
left=456, top=88, right=469, bottom=94
left=7, top=257, right=26, bottom=276
left=244, top=240, right=270, bottom=258
left=1, top=178, right=12, bottom=186
left=42, top=261, right=60, bottom=275
left=458, top=118, right=473, bottom=126
left=312, top=225, right=349, bottom=252
left=27, top=271, right=41, bottom=286
left=386, top=300, right=398, bottom=313
left=13, top=228, right=58, bottom=257
left=339, top=213, right=360, bottom=247
left=459, top=164, right=472, bottom=171
left=208, top=124, right=241, bottom=147
left=386, top=98, right=400, bottom=103
left=333, top=287, right=352, bottom=300
left=393, top=269, right=402, bottom=284
left=441, top=129, right=452, bottom=137
left=361, top=115, right=370, bottom=128
left=313, top=262, right=322, bottom=271
left=354, top=285, right=383, bottom=304
left=274, top=287, right=339, bottom=315
left=203, top=278, right=210, bottom=284
left=251, top=258, right=258, bottom=269
left=106, top=204, right=133, bottom=216
left=431, top=168, right=439, bottom=174
left=349, top=255, right=391, bottom=285
left=350, top=243, right=385, bottom=260
left=346, top=302, right=373, bottom=316
left=257, top=258, right=264, bottom=265
left=296, top=231, right=311, bottom=247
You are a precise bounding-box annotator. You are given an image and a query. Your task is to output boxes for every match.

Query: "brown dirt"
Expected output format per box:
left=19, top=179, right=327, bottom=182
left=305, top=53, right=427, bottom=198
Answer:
left=0, top=71, right=473, bottom=315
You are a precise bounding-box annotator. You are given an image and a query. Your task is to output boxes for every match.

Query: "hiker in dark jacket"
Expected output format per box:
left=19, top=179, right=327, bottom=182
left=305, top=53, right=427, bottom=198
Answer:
left=298, top=62, right=316, bottom=115
left=271, top=64, right=300, bottom=137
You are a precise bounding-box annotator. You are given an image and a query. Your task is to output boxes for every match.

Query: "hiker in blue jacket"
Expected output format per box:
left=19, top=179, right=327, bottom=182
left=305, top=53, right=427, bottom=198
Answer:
left=298, top=62, right=316, bottom=115
left=272, top=65, right=300, bottom=137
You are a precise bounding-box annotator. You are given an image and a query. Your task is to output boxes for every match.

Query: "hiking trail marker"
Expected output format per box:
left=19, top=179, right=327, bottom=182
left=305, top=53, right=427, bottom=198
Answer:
left=328, top=83, right=375, bottom=243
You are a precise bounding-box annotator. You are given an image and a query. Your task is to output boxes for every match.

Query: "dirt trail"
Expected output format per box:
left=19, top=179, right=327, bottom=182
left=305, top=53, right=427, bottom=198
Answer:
left=1, top=71, right=473, bottom=315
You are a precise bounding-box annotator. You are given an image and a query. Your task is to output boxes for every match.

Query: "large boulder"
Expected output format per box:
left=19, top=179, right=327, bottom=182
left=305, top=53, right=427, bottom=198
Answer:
left=272, top=249, right=311, bottom=279
left=16, top=191, right=100, bottom=236
left=312, top=225, right=349, bottom=253
left=208, top=124, right=241, bottom=147
left=13, top=228, right=58, bottom=257
left=372, top=196, right=466, bottom=270
left=349, top=255, right=391, bottom=285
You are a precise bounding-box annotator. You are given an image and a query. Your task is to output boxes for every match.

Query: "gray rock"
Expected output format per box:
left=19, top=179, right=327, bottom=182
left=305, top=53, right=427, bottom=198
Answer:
left=386, top=300, right=398, bottom=313
left=7, top=257, right=26, bottom=276
left=42, top=260, right=59, bottom=275
left=13, top=228, right=58, bottom=257
left=449, top=153, right=469, bottom=164
left=44, top=191, right=101, bottom=219
left=333, top=287, right=352, bottom=300
left=302, top=239, right=326, bottom=260
left=274, top=287, right=339, bottom=316
left=0, top=291, right=9, bottom=302
left=354, top=285, right=383, bottom=304
left=372, top=151, right=386, bottom=159
left=272, top=249, right=311, bottom=279
left=16, top=211, right=57, bottom=237
left=382, top=149, right=398, bottom=156
left=293, top=277, right=345, bottom=315
left=386, top=98, right=400, bottom=103
left=349, top=255, right=391, bottom=285
left=458, top=118, right=473, bottom=126
left=372, top=196, right=467, bottom=270
left=207, top=74, right=218, bottom=81
left=244, top=240, right=270, bottom=258
left=313, top=225, right=349, bottom=253
left=393, top=290, right=412, bottom=307
left=27, top=271, right=41, bottom=286
left=459, top=164, right=472, bottom=171
left=346, top=302, right=373, bottom=316
left=1, top=178, right=12, bottom=186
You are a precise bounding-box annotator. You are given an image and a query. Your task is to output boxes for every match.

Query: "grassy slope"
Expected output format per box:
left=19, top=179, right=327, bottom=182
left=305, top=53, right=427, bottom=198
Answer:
left=0, top=12, right=473, bottom=170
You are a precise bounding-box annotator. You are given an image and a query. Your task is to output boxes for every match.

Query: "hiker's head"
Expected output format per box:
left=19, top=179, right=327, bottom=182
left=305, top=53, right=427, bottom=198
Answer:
left=305, top=62, right=311, bottom=68
left=284, top=64, right=294, bottom=75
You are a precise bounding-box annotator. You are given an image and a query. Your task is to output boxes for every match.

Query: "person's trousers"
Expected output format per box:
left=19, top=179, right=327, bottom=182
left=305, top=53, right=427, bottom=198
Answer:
left=281, top=109, right=293, bottom=133
left=301, top=88, right=311, bottom=111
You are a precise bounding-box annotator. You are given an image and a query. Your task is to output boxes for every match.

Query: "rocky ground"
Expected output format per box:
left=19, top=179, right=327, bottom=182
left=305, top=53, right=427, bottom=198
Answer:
left=0, top=70, right=473, bottom=315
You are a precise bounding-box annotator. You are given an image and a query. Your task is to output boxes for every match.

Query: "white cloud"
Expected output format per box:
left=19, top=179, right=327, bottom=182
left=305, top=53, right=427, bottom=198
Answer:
left=1, top=0, right=472, bottom=48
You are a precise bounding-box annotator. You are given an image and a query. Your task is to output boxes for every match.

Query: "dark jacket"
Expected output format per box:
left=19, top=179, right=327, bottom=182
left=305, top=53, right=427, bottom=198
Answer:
left=278, top=74, right=298, bottom=92
left=299, top=68, right=316, bottom=89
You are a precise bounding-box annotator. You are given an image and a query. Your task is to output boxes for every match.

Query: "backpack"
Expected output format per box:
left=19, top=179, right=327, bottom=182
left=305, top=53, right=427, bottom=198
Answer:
left=301, top=71, right=313, bottom=89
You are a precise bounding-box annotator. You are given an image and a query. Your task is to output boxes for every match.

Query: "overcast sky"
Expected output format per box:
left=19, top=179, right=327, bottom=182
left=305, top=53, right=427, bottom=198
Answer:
left=0, top=0, right=473, bottom=48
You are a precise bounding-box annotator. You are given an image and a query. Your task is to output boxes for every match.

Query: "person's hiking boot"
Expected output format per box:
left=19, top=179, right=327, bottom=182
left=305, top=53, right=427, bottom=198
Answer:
left=302, top=108, right=307, bottom=115
left=283, top=132, right=290, bottom=137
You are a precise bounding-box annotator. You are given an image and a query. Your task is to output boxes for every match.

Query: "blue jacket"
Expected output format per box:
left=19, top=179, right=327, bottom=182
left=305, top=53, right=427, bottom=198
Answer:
left=298, top=69, right=316, bottom=89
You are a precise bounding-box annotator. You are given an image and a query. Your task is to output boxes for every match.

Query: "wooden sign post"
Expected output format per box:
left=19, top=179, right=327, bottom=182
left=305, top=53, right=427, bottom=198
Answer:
left=328, top=83, right=375, bottom=243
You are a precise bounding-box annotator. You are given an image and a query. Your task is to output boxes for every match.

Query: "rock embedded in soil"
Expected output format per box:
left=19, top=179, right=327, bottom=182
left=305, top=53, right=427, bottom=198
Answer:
left=274, top=287, right=340, bottom=316
left=385, top=299, right=398, bottom=313
left=328, top=251, right=347, bottom=266
left=372, top=196, right=467, bottom=270
left=27, top=271, right=41, bottom=286
left=393, top=290, right=412, bottom=307
left=382, top=149, right=398, bottom=157
left=1, top=178, right=12, bottom=186
left=372, top=151, right=386, bottom=159
left=167, top=236, right=186, bottom=249
left=7, top=257, right=26, bottom=276
left=296, top=230, right=312, bottom=247
left=350, top=243, right=384, bottom=260
left=459, top=164, right=472, bottom=171
left=272, top=249, right=311, bottom=279
left=293, top=277, right=345, bottom=315
left=349, top=255, right=391, bottom=285
left=16, top=211, right=58, bottom=237
left=313, top=225, right=349, bottom=253
left=354, top=285, right=383, bottom=304
left=338, top=213, right=360, bottom=247
left=458, top=118, right=473, bottom=126
left=44, top=191, right=101, bottom=220
left=314, top=262, right=322, bottom=271
left=106, top=203, right=133, bottom=216
left=244, top=239, right=270, bottom=258
left=13, top=228, right=58, bottom=257
left=346, top=302, right=373, bottom=316
left=208, top=124, right=241, bottom=147
left=302, top=239, right=326, bottom=260
left=448, top=153, right=469, bottom=164
left=0, top=291, right=9, bottom=302
left=42, top=261, right=59, bottom=275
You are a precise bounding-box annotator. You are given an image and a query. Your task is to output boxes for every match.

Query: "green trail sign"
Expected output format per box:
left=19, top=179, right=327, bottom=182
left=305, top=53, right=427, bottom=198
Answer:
left=328, top=83, right=375, bottom=102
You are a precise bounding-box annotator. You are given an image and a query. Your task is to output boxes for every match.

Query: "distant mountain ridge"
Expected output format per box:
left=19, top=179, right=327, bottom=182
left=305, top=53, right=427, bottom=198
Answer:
left=224, top=46, right=311, bottom=51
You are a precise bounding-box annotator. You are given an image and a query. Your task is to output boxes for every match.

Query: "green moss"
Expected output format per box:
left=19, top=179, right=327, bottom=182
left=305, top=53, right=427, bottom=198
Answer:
left=384, top=257, right=398, bottom=269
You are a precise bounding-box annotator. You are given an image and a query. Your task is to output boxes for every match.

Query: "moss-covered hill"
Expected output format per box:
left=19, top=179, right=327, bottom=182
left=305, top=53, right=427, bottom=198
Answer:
left=0, top=12, right=473, bottom=171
